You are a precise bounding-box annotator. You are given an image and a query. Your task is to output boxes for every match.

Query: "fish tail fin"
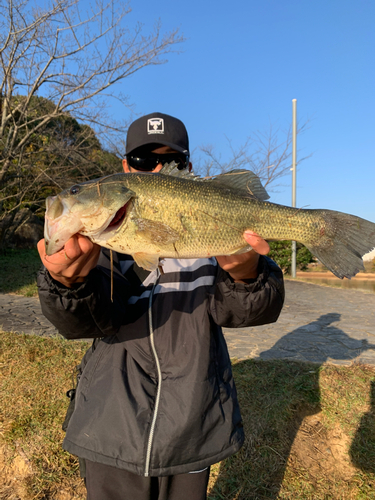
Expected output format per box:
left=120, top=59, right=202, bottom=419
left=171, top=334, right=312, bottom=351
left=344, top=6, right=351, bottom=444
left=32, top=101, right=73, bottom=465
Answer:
left=305, top=210, right=375, bottom=279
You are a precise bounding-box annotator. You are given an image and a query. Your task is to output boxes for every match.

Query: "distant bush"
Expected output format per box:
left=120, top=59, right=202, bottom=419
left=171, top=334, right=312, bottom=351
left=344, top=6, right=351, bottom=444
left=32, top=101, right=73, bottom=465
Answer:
left=268, top=240, right=314, bottom=275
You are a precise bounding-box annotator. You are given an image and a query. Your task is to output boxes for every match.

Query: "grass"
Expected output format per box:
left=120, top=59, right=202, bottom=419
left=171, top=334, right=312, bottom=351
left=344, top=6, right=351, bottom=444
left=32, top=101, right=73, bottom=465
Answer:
left=0, top=248, right=41, bottom=296
left=0, top=332, right=89, bottom=499
left=1, top=248, right=375, bottom=498
left=208, top=361, right=375, bottom=499
left=1, top=331, right=375, bottom=499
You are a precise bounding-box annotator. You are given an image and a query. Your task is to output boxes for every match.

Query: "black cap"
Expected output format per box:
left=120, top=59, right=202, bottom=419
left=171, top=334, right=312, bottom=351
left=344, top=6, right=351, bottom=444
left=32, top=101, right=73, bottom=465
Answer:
left=126, top=112, right=189, bottom=155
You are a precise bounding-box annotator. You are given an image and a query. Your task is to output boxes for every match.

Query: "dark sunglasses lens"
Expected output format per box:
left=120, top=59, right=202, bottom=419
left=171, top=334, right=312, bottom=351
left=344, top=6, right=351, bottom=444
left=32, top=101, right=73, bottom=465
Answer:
left=127, top=153, right=189, bottom=171
left=127, top=156, right=157, bottom=171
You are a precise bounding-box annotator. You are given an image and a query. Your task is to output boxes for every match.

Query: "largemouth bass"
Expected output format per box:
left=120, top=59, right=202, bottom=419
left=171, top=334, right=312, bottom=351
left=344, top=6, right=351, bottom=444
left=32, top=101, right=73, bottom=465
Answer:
left=44, top=166, right=375, bottom=279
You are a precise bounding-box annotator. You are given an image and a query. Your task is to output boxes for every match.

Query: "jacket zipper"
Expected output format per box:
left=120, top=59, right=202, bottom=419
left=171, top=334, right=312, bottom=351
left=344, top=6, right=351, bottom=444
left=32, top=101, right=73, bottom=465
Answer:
left=144, top=269, right=162, bottom=477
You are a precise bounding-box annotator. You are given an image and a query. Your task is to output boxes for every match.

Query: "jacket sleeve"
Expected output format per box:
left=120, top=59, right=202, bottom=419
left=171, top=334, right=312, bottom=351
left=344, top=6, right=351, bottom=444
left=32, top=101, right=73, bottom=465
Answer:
left=209, top=256, right=285, bottom=328
left=37, top=261, right=131, bottom=340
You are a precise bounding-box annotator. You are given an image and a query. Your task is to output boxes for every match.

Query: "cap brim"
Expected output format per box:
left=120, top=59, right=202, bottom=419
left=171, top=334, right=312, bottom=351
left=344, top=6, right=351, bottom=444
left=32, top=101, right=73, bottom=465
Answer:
left=127, top=139, right=189, bottom=156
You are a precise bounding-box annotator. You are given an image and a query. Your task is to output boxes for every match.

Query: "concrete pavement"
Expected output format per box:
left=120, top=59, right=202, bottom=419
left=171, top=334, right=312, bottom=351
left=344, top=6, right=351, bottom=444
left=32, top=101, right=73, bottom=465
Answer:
left=1, top=280, right=375, bottom=366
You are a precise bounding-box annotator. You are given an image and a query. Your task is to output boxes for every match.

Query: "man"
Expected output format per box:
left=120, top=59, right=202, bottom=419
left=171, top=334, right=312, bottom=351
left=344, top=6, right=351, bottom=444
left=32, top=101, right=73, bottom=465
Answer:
left=37, top=112, right=285, bottom=500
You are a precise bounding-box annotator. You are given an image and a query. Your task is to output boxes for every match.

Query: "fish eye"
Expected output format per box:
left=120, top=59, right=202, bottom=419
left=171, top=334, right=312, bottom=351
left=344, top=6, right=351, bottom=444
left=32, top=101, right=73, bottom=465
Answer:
left=70, top=185, right=80, bottom=195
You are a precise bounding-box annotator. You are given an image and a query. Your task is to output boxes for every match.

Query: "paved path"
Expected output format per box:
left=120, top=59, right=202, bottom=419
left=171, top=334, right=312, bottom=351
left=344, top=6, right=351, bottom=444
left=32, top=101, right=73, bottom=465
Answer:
left=1, top=280, right=375, bottom=366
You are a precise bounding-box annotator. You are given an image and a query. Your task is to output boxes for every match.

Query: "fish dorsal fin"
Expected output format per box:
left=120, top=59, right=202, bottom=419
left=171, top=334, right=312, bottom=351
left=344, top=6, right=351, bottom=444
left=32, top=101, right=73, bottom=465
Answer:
left=159, top=161, right=201, bottom=180
left=207, top=169, right=269, bottom=201
left=159, top=161, right=180, bottom=176
left=159, top=163, right=269, bottom=201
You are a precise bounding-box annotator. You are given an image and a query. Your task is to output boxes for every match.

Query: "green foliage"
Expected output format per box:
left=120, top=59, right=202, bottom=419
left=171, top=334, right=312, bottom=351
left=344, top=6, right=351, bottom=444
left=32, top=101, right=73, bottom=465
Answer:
left=0, top=95, right=120, bottom=249
left=268, top=240, right=314, bottom=274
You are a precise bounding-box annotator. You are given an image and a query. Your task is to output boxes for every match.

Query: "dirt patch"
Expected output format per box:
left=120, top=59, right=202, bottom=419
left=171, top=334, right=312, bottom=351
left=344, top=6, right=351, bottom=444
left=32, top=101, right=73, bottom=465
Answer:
left=0, top=440, right=85, bottom=500
left=287, top=412, right=356, bottom=483
left=0, top=442, right=33, bottom=500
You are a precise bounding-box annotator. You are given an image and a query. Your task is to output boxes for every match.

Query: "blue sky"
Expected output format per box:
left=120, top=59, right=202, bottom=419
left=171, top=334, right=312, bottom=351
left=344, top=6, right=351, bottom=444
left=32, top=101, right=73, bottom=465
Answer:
left=93, top=1, right=375, bottom=221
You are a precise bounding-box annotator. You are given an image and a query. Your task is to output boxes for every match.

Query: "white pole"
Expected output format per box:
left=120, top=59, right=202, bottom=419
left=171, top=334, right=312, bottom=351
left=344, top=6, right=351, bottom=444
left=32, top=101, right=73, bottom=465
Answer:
left=291, top=99, right=297, bottom=278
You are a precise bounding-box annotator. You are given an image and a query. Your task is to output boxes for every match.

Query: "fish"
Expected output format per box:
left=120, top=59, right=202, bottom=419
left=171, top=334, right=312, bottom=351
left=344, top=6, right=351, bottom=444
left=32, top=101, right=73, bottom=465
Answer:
left=44, top=164, right=375, bottom=279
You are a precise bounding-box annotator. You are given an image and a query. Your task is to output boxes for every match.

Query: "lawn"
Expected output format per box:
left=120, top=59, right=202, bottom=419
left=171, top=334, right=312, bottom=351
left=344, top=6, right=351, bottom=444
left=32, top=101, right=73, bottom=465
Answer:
left=0, top=248, right=41, bottom=297
left=0, top=332, right=375, bottom=499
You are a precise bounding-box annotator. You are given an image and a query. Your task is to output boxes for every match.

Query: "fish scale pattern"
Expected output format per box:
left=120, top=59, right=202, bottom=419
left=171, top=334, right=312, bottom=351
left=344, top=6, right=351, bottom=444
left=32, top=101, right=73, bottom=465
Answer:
left=45, top=171, right=375, bottom=278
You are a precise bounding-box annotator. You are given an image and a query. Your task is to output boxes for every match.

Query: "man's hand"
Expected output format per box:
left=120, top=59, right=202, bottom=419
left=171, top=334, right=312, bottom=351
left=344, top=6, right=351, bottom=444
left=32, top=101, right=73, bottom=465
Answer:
left=37, top=234, right=101, bottom=288
left=216, top=231, right=270, bottom=282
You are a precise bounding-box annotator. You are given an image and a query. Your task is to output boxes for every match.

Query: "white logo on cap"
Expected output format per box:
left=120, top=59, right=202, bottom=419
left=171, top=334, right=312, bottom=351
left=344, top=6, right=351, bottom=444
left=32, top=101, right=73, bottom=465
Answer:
left=147, top=118, right=164, bottom=134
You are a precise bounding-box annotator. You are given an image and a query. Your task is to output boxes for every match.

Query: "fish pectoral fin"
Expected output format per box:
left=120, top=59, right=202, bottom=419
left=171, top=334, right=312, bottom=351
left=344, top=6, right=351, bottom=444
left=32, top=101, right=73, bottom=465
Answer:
left=232, top=244, right=253, bottom=254
left=133, top=253, right=160, bottom=271
left=134, top=218, right=180, bottom=246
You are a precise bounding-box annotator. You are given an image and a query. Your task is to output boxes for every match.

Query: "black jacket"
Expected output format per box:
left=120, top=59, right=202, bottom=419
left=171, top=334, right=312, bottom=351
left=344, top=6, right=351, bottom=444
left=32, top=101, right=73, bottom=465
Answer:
left=37, top=251, right=284, bottom=477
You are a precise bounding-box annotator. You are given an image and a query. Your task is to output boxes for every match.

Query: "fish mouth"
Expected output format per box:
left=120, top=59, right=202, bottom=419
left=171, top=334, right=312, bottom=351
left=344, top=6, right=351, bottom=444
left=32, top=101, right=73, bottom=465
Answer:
left=105, top=203, right=128, bottom=231
left=44, top=197, right=131, bottom=254
left=99, top=200, right=131, bottom=237
left=44, top=196, right=85, bottom=255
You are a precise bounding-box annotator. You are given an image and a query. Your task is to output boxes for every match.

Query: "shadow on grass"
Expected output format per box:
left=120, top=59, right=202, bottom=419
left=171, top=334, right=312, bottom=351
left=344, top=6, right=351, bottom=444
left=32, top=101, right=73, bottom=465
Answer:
left=350, top=380, right=375, bottom=473
left=209, top=359, right=321, bottom=500
left=210, top=313, right=375, bottom=499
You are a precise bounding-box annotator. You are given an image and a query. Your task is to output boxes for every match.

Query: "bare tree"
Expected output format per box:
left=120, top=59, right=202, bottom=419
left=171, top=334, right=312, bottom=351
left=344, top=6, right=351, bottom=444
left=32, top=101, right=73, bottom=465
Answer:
left=194, top=121, right=311, bottom=191
left=0, top=0, right=183, bottom=248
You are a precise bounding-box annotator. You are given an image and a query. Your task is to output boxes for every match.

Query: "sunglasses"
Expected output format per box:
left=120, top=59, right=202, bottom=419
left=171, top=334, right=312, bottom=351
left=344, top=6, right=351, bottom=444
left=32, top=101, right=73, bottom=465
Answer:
left=127, top=153, right=189, bottom=172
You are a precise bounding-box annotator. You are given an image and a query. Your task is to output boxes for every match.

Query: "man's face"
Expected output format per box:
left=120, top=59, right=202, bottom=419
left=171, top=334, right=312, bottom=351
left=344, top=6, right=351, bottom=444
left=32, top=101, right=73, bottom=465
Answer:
left=122, top=145, right=191, bottom=173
